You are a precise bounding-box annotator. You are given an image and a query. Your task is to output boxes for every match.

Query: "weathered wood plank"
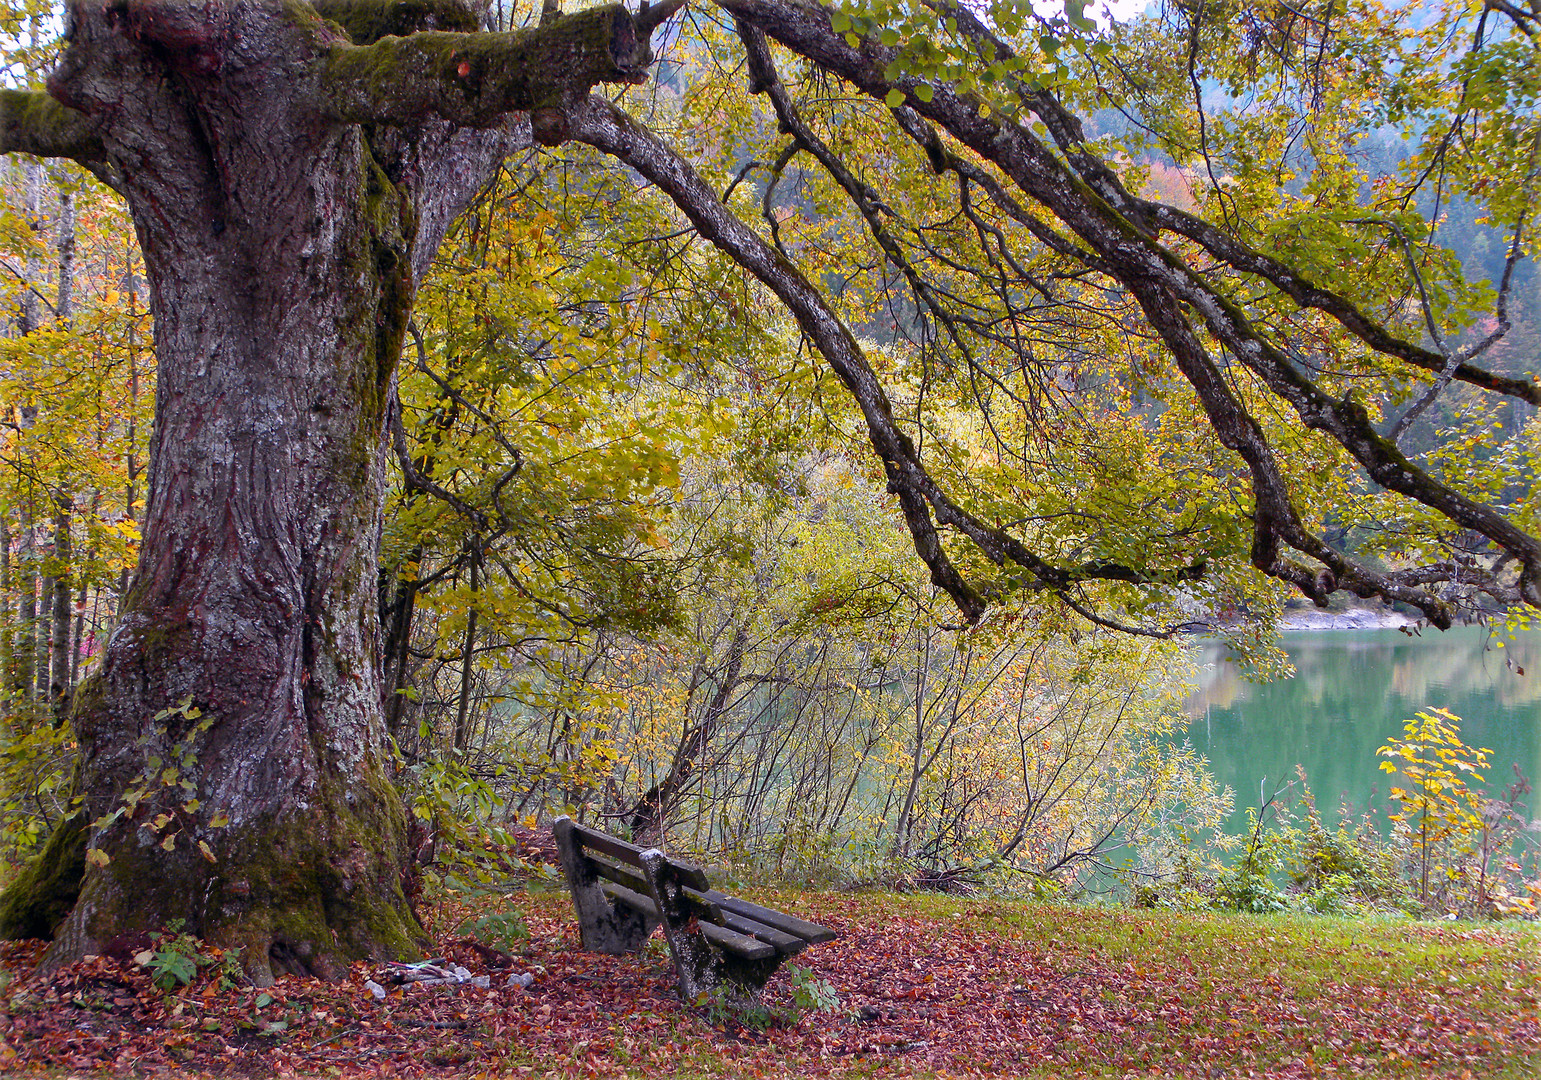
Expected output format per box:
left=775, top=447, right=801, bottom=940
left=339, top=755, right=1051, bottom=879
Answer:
left=600, top=879, right=660, bottom=920
left=589, top=856, right=651, bottom=896
left=699, top=920, right=776, bottom=960
left=565, top=820, right=646, bottom=867
left=667, top=858, right=711, bottom=892
left=678, top=887, right=724, bottom=924
left=637, top=846, right=710, bottom=891
left=704, top=891, right=837, bottom=943
left=713, top=906, right=809, bottom=956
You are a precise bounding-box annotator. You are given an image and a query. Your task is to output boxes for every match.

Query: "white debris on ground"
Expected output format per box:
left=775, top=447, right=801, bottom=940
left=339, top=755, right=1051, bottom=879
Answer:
left=367, top=958, right=535, bottom=994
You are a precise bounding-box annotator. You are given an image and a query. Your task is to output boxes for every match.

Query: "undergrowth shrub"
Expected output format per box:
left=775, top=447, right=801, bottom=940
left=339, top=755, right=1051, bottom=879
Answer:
left=1137, top=711, right=1541, bottom=921
left=0, top=715, right=76, bottom=884
left=133, top=920, right=246, bottom=993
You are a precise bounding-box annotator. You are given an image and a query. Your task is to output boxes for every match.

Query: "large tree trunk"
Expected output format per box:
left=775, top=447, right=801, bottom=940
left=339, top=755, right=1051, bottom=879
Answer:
left=43, top=12, right=423, bottom=986
left=0, top=0, right=666, bottom=985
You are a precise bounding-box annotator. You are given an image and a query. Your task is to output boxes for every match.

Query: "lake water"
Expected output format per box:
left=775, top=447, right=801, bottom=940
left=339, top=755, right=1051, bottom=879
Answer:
left=1181, top=626, right=1541, bottom=835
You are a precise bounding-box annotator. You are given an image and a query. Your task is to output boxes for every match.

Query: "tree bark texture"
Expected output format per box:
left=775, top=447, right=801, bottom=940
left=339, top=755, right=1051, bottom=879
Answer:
left=0, top=0, right=661, bottom=983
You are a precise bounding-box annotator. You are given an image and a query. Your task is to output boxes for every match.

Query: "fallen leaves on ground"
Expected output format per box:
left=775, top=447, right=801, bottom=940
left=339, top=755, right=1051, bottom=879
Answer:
left=0, top=891, right=1537, bottom=1078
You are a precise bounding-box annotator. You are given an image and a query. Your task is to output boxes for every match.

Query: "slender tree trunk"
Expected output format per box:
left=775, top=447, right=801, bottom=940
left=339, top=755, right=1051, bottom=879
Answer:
left=55, top=184, right=74, bottom=322
left=48, top=184, right=76, bottom=718
left=70, top=570, right=86, bottom=692
left=120, top=282, right=141, bottom=613
left=628, top=622, right=750, bottom=846
left=18, top=160, right=43, bottom=336
left=16, top=500, right=34, bottom=710
left=35, top=550, right=54, bottom=704
left=48, top=503, right=71, bottom=720
left=453, top=545, right=479, bottom=754
left=893, top=629, right=932, bottom=860
left=0, top=516, right=12, bottom=709
left=13, top=163, right=43, bottom=712
left=378, top=552, right=421, bottom=743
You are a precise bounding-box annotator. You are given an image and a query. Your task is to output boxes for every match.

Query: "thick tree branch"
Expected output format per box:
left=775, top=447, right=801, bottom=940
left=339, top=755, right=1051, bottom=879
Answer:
left=1139, top=199, right=1540, bottom=406
left=323, top=5, right=659, bottom=135
left=0, top=91, right=119, bottom=190
left=310, top=0, right=483, bottom=42
left=937, top=0, right=1541, bottom=407
left=736, top=22, right=969, bottom=365
left=925, top=0, right=1540, bottom=408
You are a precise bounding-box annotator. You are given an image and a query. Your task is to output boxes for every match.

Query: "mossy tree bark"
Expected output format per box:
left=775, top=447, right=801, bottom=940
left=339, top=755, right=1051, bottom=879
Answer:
left=0, top=0, right=668, bottom=985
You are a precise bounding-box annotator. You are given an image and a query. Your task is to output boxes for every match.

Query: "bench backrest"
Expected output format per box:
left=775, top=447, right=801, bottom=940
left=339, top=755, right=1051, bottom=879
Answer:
left=558, top=817, right=710, bottom=889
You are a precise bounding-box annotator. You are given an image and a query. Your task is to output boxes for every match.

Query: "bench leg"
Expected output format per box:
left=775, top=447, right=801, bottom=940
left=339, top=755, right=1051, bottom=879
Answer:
left=639, top=849, right=785, bottom=1002
left=554, top=817, right=658, bottom=954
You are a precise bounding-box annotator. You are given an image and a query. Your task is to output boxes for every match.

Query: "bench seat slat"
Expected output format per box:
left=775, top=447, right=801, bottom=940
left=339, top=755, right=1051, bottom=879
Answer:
left=679, top=888, right=724, bottom=924
left=600, top=880, right=660, bottom=920
left=597, top=864, right=721, bottom=925
left=704, top=891, right=837, bottom=944
left=715, top=908, right=808, bottom=956
left=698, top=920, right=776, bottom=960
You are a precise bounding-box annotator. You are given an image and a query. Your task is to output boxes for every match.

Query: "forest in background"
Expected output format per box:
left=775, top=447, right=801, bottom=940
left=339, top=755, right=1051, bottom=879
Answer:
left=0, top=0, right=1536, bottom=916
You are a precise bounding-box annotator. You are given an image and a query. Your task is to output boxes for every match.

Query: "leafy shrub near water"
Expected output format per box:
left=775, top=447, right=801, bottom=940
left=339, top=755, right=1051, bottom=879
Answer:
left=1136, top=711, right=1541, bottom=920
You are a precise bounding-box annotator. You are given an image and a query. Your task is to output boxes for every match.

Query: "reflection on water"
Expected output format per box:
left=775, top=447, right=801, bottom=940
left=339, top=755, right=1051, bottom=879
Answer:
left=1182, top=626, right=1541, bottom=833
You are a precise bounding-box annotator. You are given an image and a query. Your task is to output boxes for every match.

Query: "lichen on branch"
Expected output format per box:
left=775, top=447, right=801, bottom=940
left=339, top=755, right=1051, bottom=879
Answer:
left=322, top=4, right=656, bottom=128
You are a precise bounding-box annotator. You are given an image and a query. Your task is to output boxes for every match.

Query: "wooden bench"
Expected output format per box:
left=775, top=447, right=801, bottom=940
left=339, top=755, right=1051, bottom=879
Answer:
left=552, top=816, right=836, bottom=1001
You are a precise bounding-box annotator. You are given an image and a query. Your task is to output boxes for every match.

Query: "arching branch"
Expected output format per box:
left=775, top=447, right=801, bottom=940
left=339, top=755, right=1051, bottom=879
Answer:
left=569, top=95, right=1205, bottom=623
left=714, top=0, right=1541, bottom=620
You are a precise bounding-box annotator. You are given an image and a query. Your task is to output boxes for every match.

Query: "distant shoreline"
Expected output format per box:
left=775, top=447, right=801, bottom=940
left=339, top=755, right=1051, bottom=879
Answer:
left=1276, top=607, right=1419, bottom=632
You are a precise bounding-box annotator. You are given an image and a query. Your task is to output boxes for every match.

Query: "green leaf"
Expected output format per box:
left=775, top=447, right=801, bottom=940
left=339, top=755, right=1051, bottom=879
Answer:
left=885, top=88, right=906, bottom=107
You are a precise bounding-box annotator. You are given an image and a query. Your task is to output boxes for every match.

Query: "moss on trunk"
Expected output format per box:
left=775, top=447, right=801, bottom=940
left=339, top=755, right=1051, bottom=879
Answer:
left=0, top=812, right=86, bottom=941
left=63, top=757, right=424, bottom=984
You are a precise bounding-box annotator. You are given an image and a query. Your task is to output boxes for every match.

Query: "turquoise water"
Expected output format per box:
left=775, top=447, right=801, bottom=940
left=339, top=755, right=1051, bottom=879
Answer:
left=1181, top=626, right=1541, bottom=834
